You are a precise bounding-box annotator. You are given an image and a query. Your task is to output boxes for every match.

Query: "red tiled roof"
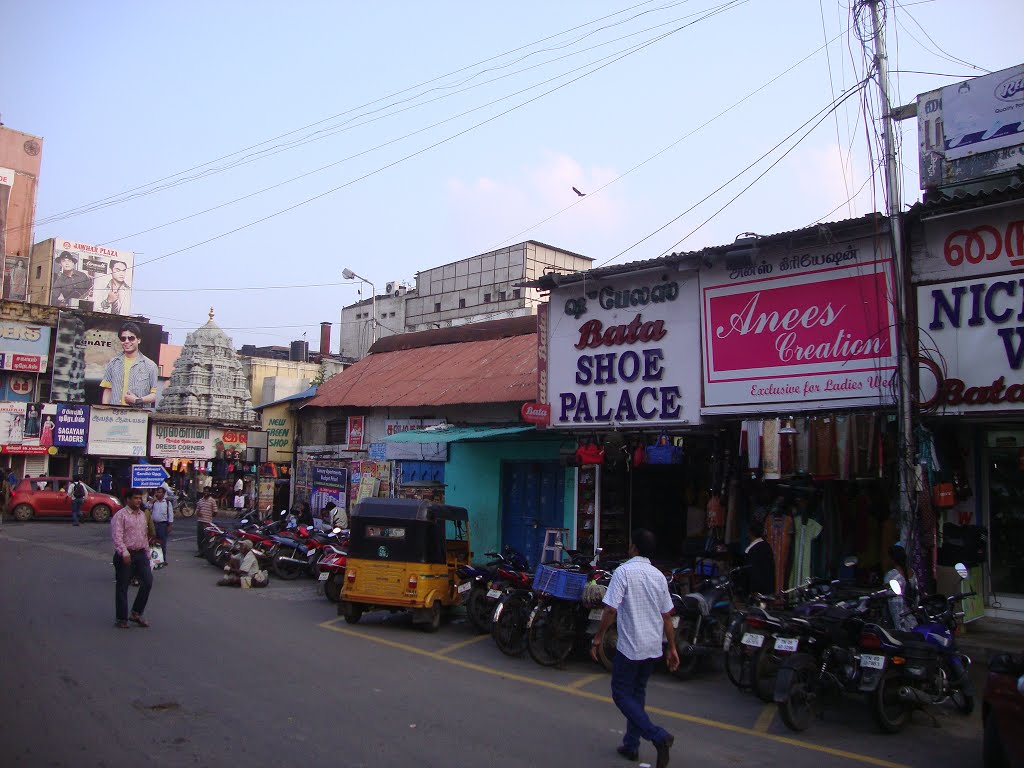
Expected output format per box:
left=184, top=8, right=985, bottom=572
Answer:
left=305, top=332, right=537, bottom=408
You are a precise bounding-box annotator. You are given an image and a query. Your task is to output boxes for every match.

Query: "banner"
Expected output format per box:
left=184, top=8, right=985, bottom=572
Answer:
left=51, top=311, right=163, bottom=407
left=700, top=236, right=897, bottom=411
left=311, top=465, right=348, bottom=524
left=0, top=320, right=50, bottom=373
left=150, top=423, right=217, bottom=459
left=0, top=167, right=12, bottom=263
left=2, top=256, right=28, bottom=302
left=87, top=407, right=149, bottom=457
left=214, top=428, right=248, bottom=458
left=54, top=404, right=89, bottom=447
left=943, top=64, right=1024, bottom=161
left=48, top=238, right=134, bottom=314
left=0, top=402, right=59, bottom=450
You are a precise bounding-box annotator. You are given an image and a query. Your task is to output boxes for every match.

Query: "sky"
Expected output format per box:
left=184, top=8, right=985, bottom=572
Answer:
left=2, top=0, right=1019, bottom=348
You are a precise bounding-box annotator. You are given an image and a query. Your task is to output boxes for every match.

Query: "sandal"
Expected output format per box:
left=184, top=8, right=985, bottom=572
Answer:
left=129, top=613, right=150, bottom=628
left=115, top=620, right=131, bottom=629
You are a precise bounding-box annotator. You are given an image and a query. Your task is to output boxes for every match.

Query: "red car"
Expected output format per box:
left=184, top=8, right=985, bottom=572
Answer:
left=7, top=477, right=121, bottom=523
left=984, top=652, right=1024, bottom=768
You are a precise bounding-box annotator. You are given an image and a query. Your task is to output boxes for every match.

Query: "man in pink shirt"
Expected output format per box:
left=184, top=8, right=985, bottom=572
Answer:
left=111, top=489, right=154, bottom=629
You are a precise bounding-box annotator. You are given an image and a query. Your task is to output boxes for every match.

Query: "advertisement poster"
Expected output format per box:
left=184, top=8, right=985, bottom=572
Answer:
left=214, top=428, right=248, bottom=458
left=51, top=311, right=163, bottom=406
left=150, top=423, right=217, bottom=459
left=87, top=407, right=149, bottom=457
left=546, top=273, right=702, bottom=427
left=48, top=238, right=134, bottom=314
left=0, top=167, right=12, bottom=263
left=0, top=402, right=59, bottom=454
left=54, top=404, right=89, bottom=447
left=311, top=465, right=348, bottom=524
left=346, top=416, right=364, bottom=450
left=700, top=236, right=897, bottom=412
left=0, top=320, right=50, bottom=373
left=942, top=64, right=1024, bottom=161
left=3, top=256, right=29, bottom=302
left=0, top=372, right=35, bottom=401
left=348, top=460, right=392, bottom=509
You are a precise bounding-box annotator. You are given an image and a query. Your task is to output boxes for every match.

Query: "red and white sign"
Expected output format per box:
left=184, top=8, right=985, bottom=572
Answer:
left=701, top=237, right=897, bottom=411
left=521, top=402, right=550, bottom=425
left=915, top=206, right=1024, bottom=282
left=347, top=416, right=365, bottom=450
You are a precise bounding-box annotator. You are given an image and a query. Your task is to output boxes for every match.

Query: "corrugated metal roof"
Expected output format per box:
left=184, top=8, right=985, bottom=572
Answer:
left=305, top=332, right=537, bottom=408
left=909, top=181, right=1024, bottom=214
left=253, top=385, right=319, bottom=410
left=382, top=425, right=535, bottom=443
left=369, top=314, right=536, bottom=354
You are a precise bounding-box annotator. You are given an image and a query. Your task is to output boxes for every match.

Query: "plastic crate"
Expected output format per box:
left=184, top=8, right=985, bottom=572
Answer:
left=532, top=564, right=588, bottom=601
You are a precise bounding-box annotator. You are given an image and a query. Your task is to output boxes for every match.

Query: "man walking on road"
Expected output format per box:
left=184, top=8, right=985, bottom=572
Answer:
left=147, top=486, right=173, bottom=568
left=111, top=489, right=153, bottom=629
left=194, top=488, right=218, bottom=555
left=592, top=529, right=678, bottom=768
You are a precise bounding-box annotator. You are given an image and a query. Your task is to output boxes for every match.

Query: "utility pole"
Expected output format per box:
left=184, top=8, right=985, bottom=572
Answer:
left=868, top=0, right=915, bottom=543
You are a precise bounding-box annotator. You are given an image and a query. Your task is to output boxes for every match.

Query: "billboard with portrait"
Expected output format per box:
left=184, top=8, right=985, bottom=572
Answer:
left=0, top=402, right=59, bottom=454
left=51, top=311, right=163, bottom=408
left=48, top=237, right=134, bottom=314
left=2, top=255, right=29, bottom=301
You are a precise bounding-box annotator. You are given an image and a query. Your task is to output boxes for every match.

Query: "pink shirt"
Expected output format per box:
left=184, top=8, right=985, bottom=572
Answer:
left=111, top=506, right=150, bottom=556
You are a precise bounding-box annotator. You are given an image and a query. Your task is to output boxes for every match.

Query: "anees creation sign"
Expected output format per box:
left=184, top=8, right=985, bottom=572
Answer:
left=546, top=273, right=701, bottom=427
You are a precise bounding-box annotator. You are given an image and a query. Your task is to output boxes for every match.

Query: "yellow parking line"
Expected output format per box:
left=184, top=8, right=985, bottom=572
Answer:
left=318, top=619, right=908, bottom=768
left=754, top=703, right=775, bottom=733
left=436, top=634, right=491, bottom=655
left=568, top=672, right=606, bottom=690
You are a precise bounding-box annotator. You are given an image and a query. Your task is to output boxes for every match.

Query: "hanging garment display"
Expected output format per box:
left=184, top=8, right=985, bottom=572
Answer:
left=764, top=512, right=794, bottom=595
left=836, top=415, right=850, bottom=480
left=795, top=418, right=811, bottom=475
left=811, top=417, right=838, bottom=478
left=741, top=420, right=762, bottom=470
left=788, top=514, right=823, bottom=589
left=762, top=419, right=781, bottom=480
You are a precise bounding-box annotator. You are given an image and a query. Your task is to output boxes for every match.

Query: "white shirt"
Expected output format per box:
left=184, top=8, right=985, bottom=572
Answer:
left=234, top=478, right=243, bottom=493
left=149, top=498, right=174, bottom=524
left=603, top=556, right=673, bottom=661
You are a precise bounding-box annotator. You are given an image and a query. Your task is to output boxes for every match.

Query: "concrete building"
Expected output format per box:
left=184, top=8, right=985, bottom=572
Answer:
left=337, top=241, right=591, bottom=360
left=0, top=124, right=44, bottom=302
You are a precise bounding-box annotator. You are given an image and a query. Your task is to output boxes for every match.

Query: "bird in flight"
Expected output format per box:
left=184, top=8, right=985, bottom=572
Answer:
left=572, top=186, right=586, bottom=197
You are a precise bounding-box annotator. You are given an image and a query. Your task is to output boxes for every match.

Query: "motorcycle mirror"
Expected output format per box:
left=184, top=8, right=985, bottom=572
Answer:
left=954, top=563, right=969, bottom=579
left=889, top=579, right=902, bottom=595
left=843, top=555, right=859, bottom=568
left=332, top=527, right=342, bottom=535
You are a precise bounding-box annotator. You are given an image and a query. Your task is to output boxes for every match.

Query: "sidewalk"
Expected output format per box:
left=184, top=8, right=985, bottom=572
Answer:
left=956, top=616, right=1024, bottom=660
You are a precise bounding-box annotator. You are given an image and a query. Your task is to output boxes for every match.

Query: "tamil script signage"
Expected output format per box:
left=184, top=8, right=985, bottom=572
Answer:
left=700, top=236, right=897, bottom=412
left=149, top=422, right=217, bottom=459
left=546, top=272, right=700, bottom=427
left=87, top=407, right=148, bottom=457
left=0, top=320, right=50, bottom=373
left=54, top=404, right=89, bottom=447
left=914, top=205, right=1024, bottom=283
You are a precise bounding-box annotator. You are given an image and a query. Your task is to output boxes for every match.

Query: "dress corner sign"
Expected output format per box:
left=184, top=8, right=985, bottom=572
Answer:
left=521, top=402, right=550, bottom=425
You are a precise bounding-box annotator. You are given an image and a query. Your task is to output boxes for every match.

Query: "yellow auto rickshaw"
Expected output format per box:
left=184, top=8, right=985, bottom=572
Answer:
left=338, top=498, right=470, bottom=632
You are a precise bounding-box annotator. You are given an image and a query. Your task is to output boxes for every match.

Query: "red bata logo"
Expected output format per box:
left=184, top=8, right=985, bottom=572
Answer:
left=520, top=402, right=550, bottom=424
left=944, top=221, right=1024, bottom=268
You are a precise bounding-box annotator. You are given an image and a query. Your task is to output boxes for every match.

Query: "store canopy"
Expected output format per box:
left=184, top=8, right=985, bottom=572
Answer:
left=382, top=425, right=536, bottom=444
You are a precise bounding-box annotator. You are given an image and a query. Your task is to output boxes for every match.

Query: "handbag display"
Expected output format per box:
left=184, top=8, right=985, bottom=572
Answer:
left=645, top=433, right=683, bottom=465
left=575, top=441, right=605, bottom=466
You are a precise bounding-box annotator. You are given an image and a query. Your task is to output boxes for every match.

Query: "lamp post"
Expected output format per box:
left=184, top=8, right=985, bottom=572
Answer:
left=342, top=268, right=377, bottom=355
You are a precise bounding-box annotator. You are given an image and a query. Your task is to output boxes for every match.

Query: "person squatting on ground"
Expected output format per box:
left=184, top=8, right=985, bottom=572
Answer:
left=218, top=540, right=268, bottom=588
left=194, top=488, right=218, bottom=555
left=111, top=489, right=154, bottom=628
left=592, top=528, right=678, bottom=768
left=147, top=486, right=173, bottom=568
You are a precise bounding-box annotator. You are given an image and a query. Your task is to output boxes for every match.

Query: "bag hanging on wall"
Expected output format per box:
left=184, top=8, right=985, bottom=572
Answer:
left=575, top=440, right=605, bottom=466
left=706, top=494, right=725, bottom=528
left=932, top=482, right=955, bottom=508
left=645, top=433, right=683, bottom=465
left=632, top=442, right=646, bottom=468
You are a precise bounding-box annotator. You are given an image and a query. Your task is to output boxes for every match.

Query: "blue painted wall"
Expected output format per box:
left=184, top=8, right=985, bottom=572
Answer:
left=446, top=439, right=574, bottom=561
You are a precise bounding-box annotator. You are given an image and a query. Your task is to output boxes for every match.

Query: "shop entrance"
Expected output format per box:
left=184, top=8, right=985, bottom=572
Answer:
left=988, top=446, right=1024, bottom=601
left=501, top=460, right=564, bottom=569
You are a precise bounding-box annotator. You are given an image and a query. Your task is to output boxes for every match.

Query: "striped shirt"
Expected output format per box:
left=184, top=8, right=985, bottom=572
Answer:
left=195, top=497, right=217, bottom=524
left=603, top=556, right=673, bottom=661
left=100, top=352, right=159, bottom=406
left=111, top=507, right=150, bottom=557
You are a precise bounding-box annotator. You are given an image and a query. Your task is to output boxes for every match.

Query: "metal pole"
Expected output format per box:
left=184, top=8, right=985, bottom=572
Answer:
left=869, top=0, right=915, bottom=542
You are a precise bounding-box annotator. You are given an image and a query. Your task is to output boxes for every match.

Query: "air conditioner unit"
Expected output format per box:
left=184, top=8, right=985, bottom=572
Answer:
left=385, top=280, right=402, bottom=295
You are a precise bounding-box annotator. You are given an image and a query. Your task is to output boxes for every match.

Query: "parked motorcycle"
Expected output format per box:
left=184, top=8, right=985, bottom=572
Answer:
left=671, top=566, right=741, bottom=680
left=318, top=544, right=348, bottom=602
left=457, top=547, right=530, bottom=634
left=526, top=560, right=612, bottom=668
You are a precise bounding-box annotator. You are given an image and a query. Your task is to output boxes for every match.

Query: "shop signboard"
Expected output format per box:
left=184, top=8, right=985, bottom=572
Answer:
left=47, top=237, right=134, bottom=314
left=0, top=372, right=35, bottom=401
left=0, top=320, right=49, bottom=372
left=261, top=402, right=293, bottom=463
left=150, top=423, right=217, bottom=459
left=546, top=271, right=702, bottom=427
left=0, top=402, right=59, bottom=452
left=941, top=64, right=1024, bottom=163
left=51, top=311, right=163, bottom=407
left=700, top=236, right=897, bottom=412
left=914, top=205, right=1024, bottom=283
left=87, top=406, right=148, bottom=457
left=311, top=465, right=347, bottom=524
left=383, top=418, right=446, bottom=461
left=213, top=428, right=248, bottom=458
left=53, top=404, right=89, bottom=447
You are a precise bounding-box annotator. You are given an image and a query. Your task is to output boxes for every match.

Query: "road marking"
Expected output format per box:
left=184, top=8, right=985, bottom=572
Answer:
left=436, top=634, right=491, bottom=655
left=318, top=618, right=909, bottom=768
left=754, top=703, right=775, bottom=733
left=568, top=672, right=606, bottom=690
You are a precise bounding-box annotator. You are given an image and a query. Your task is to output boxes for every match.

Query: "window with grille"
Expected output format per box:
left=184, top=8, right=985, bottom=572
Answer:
left=326, top=419, right=347, bottom=444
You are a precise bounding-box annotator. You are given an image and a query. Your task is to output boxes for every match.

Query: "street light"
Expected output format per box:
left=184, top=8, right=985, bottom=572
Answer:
left=342, top=267, right=377, bottom=353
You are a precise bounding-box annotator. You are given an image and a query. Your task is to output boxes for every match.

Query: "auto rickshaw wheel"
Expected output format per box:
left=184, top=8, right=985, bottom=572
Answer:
left=422, top=601, right=441, bottom=633
left=341, top=601, right=363, bottom=624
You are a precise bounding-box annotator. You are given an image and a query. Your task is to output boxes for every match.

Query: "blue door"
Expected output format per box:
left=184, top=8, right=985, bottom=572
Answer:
left=501, top=460, right=564, bottom=569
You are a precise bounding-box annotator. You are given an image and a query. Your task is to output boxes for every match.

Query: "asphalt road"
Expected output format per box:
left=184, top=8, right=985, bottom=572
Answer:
left=0, top=517, right=986, bottom=768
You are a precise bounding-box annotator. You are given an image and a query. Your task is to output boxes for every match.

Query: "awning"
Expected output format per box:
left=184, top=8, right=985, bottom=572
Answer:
left=382, top=425, right=536, bottom=444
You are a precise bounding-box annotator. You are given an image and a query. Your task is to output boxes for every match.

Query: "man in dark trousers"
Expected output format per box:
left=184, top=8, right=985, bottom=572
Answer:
left=744, top=519, right=776, bottom=598
left=111, top=489, right=153, bottom=628
left=592, top=529, right=679, bottom=767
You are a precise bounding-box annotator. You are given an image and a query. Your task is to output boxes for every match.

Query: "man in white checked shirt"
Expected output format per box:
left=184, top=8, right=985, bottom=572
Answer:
left=592, top=529, right=679, bottom=768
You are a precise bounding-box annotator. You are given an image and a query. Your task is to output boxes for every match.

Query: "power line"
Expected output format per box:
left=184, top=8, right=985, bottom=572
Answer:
left=129, top=1, right=747, bottom=272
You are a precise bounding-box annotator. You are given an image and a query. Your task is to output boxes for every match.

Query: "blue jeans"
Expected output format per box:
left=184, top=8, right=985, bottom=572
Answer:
left=611, top=651, right=672, bottom=752
left=154, top=521, right=170, bottom=560
left=114, top=551, right=153, bottom=621
left=71, top=499, right=83, bottom=524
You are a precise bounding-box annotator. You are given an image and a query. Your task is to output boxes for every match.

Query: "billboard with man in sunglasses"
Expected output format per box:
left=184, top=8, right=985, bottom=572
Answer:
left=51, top=311, right=163, bottom=408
